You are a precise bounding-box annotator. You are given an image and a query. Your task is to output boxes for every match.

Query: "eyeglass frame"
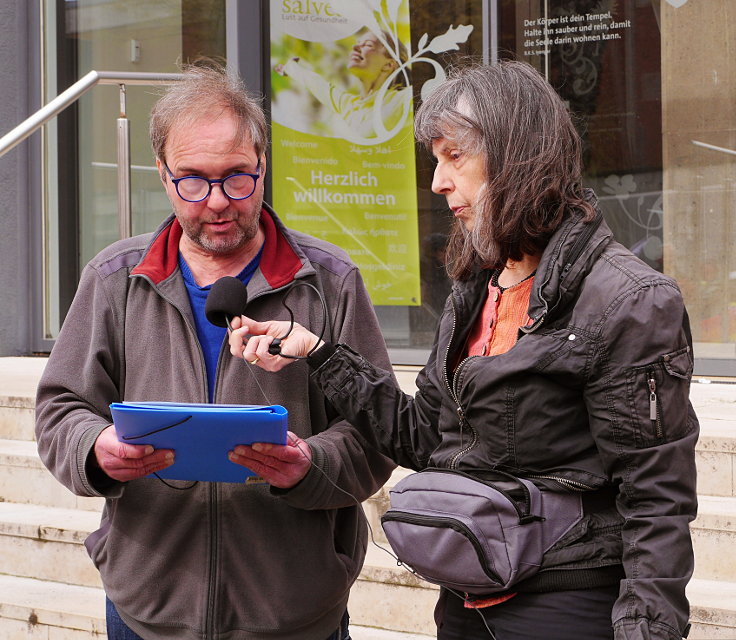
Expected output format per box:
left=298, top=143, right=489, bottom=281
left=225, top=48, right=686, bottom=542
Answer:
left=162, top=162, right=261, bottom=203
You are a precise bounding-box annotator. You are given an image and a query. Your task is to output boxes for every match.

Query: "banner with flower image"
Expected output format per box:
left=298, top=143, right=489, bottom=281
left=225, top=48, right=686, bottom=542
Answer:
left=269, top=0, right=472, bottom=305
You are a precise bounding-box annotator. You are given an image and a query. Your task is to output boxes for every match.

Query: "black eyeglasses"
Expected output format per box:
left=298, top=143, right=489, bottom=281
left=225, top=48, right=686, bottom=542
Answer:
left=163, top=163, right=261, bottom=203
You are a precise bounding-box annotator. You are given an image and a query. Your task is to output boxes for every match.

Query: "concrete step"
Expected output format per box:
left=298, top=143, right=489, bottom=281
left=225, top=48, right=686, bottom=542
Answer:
left=0, top=357, right=47, bottom=442
left=0, top=574, right=732, bottom=640
left=0, top=439, right=104, bottom=511
left=350, top=544, right=437, bottom=636
left=363, top=466, right=413, bottom=545
left=0, top=502, right=102, bottom=589
left=687, top=578, right=736, bottom=639
left=0, top=469, right=731, bottom=595
left=0, top=574, right=434, bottom=640
left=0, top=574, right=105, bottom=639
left=0, top=493, right=733, bottom=638
left=0, top=400, right=35, bottom=442
left=695, top=419, right=736, bottom=498
left=691, top=495, right=736, bottom=581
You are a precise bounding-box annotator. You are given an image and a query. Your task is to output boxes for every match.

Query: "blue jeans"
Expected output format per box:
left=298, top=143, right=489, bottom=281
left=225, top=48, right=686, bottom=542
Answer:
left=106, top=598, right=350, bottom=640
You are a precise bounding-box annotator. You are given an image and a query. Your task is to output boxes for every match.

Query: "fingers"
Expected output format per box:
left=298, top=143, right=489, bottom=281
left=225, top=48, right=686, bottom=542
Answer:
left=94, top=425, right=175, bottom=482
left=228, top=433, right=312, bottom=489
left=228, top=316, right=285, bottom=359
left=228, top=317, right=324, bottom=371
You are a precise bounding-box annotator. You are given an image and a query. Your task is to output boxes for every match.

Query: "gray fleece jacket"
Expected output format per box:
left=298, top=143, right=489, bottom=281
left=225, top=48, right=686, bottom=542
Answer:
left=36, top=205, right=395, bottom=640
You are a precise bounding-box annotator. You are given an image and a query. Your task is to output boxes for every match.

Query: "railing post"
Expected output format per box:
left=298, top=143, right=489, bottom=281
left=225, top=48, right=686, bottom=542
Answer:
left=117, top=83, right=132, bottom=240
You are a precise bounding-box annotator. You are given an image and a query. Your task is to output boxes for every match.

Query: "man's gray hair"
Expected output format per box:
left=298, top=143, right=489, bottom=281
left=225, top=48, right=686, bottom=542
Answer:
left=150, top=62, right=268, bottom=162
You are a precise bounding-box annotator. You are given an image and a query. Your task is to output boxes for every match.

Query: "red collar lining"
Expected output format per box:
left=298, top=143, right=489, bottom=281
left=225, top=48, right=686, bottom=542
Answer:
left=131, top=210, right=303, bottom=288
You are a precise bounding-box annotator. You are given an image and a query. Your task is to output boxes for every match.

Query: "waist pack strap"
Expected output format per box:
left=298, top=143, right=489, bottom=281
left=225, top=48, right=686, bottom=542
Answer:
left=421, top=467, right=543, bottom=524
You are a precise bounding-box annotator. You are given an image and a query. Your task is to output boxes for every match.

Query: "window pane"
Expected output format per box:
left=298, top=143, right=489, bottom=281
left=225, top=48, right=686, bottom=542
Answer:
left=43, top=0, right=225, bottom=337
left=499, top=0, right=735, bottom=375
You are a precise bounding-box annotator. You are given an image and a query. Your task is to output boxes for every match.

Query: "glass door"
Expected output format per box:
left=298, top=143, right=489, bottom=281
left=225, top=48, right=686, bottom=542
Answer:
left=42, top=0, right=226, bottom=339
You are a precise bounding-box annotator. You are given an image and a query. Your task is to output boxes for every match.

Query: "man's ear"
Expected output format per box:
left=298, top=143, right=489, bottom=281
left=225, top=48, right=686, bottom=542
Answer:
left=155, top=157, right=166, bottom=184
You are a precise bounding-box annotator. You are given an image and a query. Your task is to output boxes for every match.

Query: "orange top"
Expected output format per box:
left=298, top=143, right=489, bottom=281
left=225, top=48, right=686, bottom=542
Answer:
left=466, top=274, right=534, bottom=358
left=463, top=272, right=534, bottom=610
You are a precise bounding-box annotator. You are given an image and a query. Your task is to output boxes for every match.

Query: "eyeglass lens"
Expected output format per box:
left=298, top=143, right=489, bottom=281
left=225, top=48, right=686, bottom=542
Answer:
left=177, top=174, right=257, bottom=202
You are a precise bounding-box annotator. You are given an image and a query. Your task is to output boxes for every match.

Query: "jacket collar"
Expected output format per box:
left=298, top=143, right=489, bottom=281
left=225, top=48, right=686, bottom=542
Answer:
left=131, top=204, right=304, bottom=288
left=524, top=190, right=611, bottom=331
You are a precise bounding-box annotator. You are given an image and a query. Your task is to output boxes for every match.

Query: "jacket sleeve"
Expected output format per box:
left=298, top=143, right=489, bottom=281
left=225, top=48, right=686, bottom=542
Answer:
left=305, top=269, right=445, bottom=472
left=584, top=278, right=698, bottom=640
left=35, top=263, right=125, bottom=498
left=277, top=265, right=393, bottom=510
left=282, top=267, right=443, bottom=510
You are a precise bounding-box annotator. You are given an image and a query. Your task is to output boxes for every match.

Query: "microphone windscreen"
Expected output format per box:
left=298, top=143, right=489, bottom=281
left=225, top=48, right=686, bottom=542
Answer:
left=205, top=276, right=249, bottom=327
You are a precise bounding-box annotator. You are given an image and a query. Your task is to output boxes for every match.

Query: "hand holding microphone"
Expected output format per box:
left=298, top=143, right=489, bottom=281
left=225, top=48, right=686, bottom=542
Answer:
left=205, top=276, right=326, bottom=370
left=228, top=315, right=323, bottom=371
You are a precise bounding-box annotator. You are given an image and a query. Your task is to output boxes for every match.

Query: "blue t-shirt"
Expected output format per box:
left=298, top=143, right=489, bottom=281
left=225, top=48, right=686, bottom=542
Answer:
left=179, top=250, right=262, bottom=402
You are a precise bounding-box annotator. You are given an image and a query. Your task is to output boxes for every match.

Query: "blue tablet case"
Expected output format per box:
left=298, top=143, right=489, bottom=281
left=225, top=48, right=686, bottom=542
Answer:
left=110, top=402, right=288, bottom=483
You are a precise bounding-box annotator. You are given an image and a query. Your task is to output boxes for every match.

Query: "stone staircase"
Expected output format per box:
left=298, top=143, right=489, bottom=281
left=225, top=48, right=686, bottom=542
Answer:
left=0, top=357, right=734, bottom=639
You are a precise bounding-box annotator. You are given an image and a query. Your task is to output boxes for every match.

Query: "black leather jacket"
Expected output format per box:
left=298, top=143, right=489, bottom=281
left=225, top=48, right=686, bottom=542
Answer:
left=310, top=195, right=698, bottom=640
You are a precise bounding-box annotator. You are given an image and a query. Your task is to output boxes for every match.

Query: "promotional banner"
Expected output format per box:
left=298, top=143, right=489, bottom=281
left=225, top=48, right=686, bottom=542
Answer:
left=270, top=0, right=465, bottom=306
left=270, top=0, right=417, bottom=305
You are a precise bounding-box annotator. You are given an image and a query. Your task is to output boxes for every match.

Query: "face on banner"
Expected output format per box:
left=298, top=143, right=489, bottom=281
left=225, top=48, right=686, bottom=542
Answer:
left=269, top=0, right=473, bottom=306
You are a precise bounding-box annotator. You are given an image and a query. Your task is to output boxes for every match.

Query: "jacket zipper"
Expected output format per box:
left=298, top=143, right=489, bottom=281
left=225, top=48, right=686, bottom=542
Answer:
left=647, top=370, right=664, bottom=439
left=381, top=510, right=504, bottom=586
left=522, top=212, right=604, bottom=334
left=444, top=297, right=479, bottom=468
left=524, top=473, right=596, bottom=491
left=450, top=405, right=478, bottom=469
left=206, top=483, right=218, bottom=639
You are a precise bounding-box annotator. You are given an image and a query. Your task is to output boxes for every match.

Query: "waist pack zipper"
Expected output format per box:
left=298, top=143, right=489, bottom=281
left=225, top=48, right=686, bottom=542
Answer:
left=381, top=510, right=504, bottom=586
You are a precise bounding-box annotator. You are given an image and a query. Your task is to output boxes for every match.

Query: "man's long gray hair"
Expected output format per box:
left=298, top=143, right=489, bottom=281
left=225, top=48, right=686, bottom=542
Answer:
left=415, top=60, right=595, bottom=280
left=150, top=61, right=268, bottom=163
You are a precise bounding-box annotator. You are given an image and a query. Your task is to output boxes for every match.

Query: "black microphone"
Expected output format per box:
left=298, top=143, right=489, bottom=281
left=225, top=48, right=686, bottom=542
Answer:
left=205, top=276, right=328, bottom=360
left=205, top=276, right=249, bottom=329
left=205, top=276, right=284, bottom=355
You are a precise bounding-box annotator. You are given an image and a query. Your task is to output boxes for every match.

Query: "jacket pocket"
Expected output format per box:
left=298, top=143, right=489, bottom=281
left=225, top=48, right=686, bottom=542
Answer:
left=625, top=346, right=694, bottom=448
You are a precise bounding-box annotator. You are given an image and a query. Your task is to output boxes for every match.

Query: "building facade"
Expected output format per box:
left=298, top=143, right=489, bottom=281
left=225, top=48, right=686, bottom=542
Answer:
left=1, top=0, right=735, bottom=377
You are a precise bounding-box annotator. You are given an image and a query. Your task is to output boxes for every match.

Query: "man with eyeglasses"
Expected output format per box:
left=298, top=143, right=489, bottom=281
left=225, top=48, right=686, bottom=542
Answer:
left=36, top=62, right=395, bottom=640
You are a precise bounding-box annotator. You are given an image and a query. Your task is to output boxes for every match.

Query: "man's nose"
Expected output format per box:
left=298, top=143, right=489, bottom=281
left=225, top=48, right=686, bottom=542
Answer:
left=207, top=183, right=230, bottom=211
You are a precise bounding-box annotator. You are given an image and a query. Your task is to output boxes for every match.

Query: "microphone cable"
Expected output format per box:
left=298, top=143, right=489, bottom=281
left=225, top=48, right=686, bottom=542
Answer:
left=285, top=434, right=498, bottom=640
left=265, top=281, right=328, bottom=359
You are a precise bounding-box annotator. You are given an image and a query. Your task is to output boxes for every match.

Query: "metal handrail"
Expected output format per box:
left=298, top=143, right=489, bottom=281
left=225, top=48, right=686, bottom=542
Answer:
left=0, top=70, right=183, bottom=156
left=0, top=70, right=183, bottom=238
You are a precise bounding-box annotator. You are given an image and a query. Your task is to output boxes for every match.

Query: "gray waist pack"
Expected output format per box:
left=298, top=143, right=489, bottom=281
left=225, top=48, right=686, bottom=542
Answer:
left=380, top=467, right=583, bottom=594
